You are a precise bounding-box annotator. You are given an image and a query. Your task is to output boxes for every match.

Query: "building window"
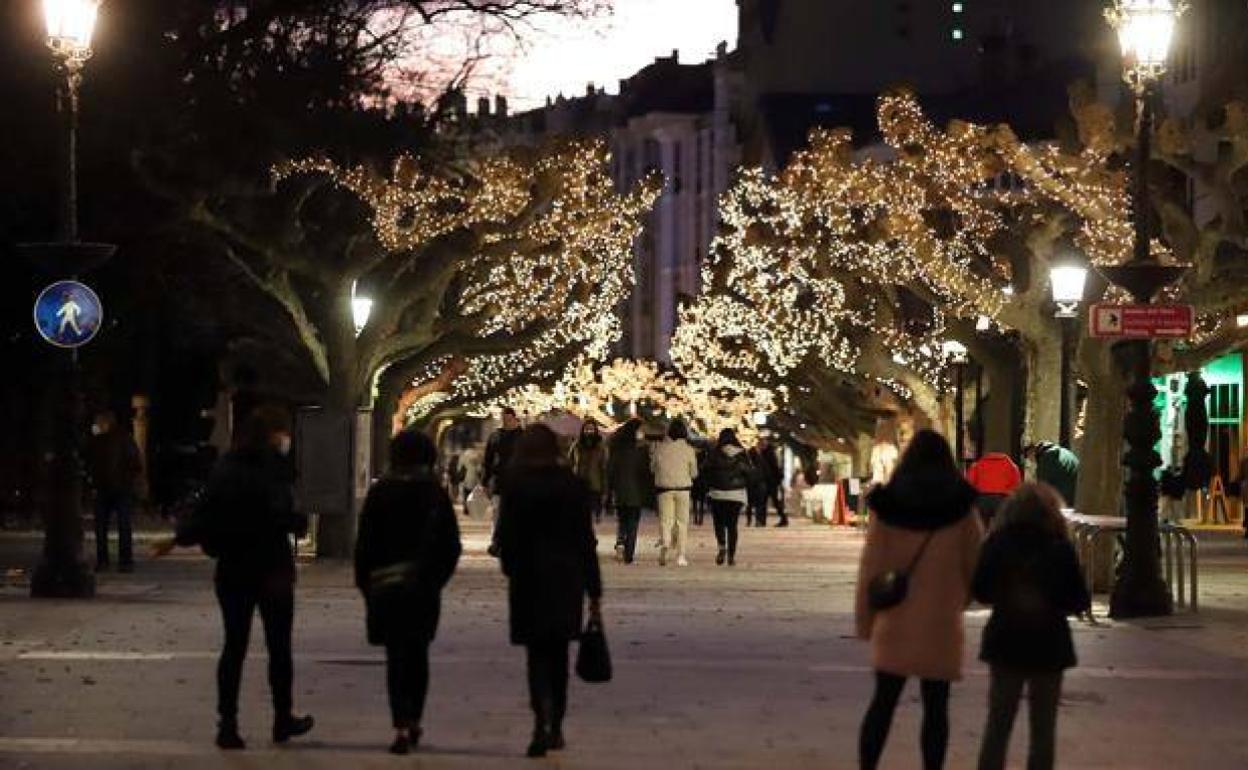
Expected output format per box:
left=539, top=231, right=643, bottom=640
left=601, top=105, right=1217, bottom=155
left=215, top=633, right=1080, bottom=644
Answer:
left=952, top=2, right=963, bottom=12
left=952, top=28, right=964, bottom=41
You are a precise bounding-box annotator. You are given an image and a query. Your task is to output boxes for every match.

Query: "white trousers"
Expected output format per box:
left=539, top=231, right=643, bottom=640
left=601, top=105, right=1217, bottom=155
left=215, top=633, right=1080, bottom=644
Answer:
left=657, top=490, right=691, bottom=559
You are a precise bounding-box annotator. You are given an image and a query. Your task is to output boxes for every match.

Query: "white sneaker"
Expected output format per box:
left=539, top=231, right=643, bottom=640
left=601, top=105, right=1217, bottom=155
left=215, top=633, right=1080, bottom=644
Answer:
left=658, top=546, right=668, bottom=566
left=676, top=556, right=689, bottom=567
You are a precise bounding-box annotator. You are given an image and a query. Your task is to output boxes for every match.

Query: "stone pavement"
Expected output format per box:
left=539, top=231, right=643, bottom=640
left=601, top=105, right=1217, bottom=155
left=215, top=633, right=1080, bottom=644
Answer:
left=3, top=514, right=1248, bottom=769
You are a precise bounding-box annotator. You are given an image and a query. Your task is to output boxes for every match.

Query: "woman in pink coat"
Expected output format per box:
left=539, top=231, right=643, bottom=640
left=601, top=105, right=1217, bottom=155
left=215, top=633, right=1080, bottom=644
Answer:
left=855, top=430, right=983, bottom=770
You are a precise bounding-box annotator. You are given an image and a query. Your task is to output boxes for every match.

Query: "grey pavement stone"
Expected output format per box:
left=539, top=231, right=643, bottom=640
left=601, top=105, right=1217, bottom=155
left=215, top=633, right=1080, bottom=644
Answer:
left=2, top=517, right=1248, bottom=768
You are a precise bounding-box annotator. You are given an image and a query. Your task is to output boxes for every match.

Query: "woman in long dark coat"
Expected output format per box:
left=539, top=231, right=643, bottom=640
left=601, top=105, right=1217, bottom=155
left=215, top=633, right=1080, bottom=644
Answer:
left=354, top=430, right=462, bottom=754
left=496, top=424, right=603, bottom=758
left=606, top=418, right=653, bottom=563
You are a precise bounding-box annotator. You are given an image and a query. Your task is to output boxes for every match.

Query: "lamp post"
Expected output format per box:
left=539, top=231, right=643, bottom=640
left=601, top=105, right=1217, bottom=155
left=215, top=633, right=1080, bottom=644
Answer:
left=20, top=0, right=113, bottom=599
left=942, top=340, right=970, bottom=464
left=1103, top=0, right=1187, bottom=618
left=1050, top=261, right=1088, bottom=448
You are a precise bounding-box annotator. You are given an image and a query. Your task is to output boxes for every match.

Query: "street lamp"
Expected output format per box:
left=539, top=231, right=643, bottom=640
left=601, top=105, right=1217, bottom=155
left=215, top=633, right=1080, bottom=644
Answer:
left=1050, top=261, right=1088, bottom=447
left=1103, top=0, right=1187, bottom=618
left=18, top=0, right=111, bottom=599
left=350, top=280, right=373, bottom=336
left=942, top=340, right=970, bottom=464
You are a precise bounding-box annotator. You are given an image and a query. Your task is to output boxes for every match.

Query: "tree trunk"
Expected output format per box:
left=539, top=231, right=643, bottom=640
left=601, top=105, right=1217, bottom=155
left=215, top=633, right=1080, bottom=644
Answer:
left=1076, top=341, right=1129, bottom=592
left=978, top=351, right=1024, bottom=456
left=1024, top=331, right=1063, bottom=446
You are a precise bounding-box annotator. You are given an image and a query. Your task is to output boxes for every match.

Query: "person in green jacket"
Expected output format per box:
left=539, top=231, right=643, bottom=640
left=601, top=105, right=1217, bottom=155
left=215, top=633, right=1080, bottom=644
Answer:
left=1024, top=442, right=1080, bottom=507
left=569, top=420, right=608, bottom=522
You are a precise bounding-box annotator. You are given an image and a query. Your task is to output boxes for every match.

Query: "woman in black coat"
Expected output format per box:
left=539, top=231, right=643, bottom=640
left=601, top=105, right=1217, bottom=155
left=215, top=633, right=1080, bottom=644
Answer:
left=496, top=424, right=603, bottom=758
left=354, top=430, right=462, bottom=755
left=973, top=483, right=1090, bottom=770
left=607, top=418, right=653, bottom=564
left=153, top=405, right=313, bottom=751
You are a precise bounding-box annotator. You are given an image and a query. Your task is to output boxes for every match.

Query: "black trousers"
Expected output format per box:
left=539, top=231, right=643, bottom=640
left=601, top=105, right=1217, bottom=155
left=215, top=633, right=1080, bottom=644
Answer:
left=860, top=671, right=950, bottom=770
left=978, top=666, right=1062, bottom=770
left=525, top=640, right=570, bottom=732
left=94, top=492, right=134, bottom=567
left=767, top=484, right=786, bottom=522
left=385, top=639, right=431, bottom=730
left=616, top=506, right=641, bottom=562
left=214, top=581, right=294, bottom=724
left=710, top=499, right=743, bottom=557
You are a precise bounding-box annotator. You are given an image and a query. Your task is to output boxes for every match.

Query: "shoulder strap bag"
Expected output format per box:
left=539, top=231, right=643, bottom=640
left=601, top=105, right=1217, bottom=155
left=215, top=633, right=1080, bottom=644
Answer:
left=866, top=530, right=936, bottom=611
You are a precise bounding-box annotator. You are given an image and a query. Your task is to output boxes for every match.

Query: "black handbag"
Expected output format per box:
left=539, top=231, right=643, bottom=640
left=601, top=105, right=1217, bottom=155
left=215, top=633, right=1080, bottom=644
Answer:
left=867, top=532, right=935, bottom=611
left=575, top=615, right=612, bottom=683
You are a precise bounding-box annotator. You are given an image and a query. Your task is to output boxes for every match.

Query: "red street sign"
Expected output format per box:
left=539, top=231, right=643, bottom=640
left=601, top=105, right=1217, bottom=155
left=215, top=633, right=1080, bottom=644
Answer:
left=1088, top=303, right=1194, bottom=339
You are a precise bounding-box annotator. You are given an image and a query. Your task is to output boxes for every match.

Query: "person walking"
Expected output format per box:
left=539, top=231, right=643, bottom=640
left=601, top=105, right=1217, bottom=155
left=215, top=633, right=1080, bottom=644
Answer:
left=152, top=406, right=314, bottom=750
left=606, top=419, right=652, bottom=564
left=87, top=410, right=143, bottom=572
left=756, top=435, right=787, bottom=527
left=966, top=452, right=1022, bottom=528
left=354, top=431, right=462, bottom=755
left=855, top=430, right=983, bottom=770
left=650, top=419, right=699, bottom=566
left=483, top=407, right=524, bottom=556
left=1022, top=442, right=1079, bottom=506
left=569, top=420, right=608, bottom=524
left=702, top=429, right=753, bottom=566
left=496, top=424, right=603, bottom=758
left=974, top=483, right=1091, bottom=770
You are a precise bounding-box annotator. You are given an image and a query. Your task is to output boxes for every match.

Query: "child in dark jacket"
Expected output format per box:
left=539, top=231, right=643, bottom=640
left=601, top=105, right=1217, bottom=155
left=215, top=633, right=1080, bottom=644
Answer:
left=973, top=483, right=1091, bottom=770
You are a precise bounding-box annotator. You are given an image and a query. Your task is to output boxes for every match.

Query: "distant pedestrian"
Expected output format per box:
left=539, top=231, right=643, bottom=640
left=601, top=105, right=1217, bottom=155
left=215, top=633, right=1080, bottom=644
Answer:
left=569, top=420, right=608, bottom=523
left=87, top=410, right=143, bottom=572
left=1022, top=442, right=1079, bottom=506
left=152, top=405, right=314, bottom=751
left=692, top=441, right=710, bottom=526
left=496, top=424, right=603, bottom=758
left=354, top=430, right=462, bottom=755
left=650, top=419, right=699, bottom=566
left=703, top=429, right=753, bottom=566
left=966, top=452, right=1022, bottom=528
left=856, top=430, right=983, bottom=770
left=483, top=407, right=524, bottom=556
left=756, top=434, right=787, bottom=526
left=459, top=447, right=481, bottom=511
left=974, top=483, right=1091, bottom=770
left=606, top=419, right=652, bottom=564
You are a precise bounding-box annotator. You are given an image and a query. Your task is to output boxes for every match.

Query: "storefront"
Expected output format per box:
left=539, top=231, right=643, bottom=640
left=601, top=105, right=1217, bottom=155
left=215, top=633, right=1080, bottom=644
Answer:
left=1155, top=352, right=1244, bottom=492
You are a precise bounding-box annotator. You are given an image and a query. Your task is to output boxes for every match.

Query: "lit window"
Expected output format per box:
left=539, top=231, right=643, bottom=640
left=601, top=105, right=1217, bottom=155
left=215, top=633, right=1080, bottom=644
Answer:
left=952, top=2, right=964, bottom=11
left=952, top=28, right=964, bottom=41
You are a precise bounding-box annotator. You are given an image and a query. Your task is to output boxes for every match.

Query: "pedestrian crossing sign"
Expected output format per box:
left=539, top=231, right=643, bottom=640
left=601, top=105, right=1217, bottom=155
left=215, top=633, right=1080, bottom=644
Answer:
left=33, top=279, right=103, bottom=348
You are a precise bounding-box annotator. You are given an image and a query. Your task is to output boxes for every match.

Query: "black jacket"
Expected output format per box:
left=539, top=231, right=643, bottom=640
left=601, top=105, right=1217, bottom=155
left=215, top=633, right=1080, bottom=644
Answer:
left=972, top=526, right=1091, bottom=672
left=702, top=446, right=753, bottom=492
left=606, top=438, right=654, bottom=508
left=497, top=466, right=603, bottom=645
left=88, top=429, right=142, bottom=497
left=354, top=473, right=462, bottom=645
left=483, top=427, right=523, bottom=492
left=175, top=447, right=306, bottom=588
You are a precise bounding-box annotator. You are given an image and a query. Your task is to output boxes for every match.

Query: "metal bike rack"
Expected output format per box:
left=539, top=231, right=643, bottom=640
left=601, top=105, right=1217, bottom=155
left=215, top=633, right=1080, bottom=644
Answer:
left=1063, top=513, right=1198, bottom=612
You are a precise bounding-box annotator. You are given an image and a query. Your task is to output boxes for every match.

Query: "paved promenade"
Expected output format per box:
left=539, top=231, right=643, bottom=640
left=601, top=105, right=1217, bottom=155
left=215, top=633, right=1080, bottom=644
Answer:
left=3, top=515, right=1248, bottom=769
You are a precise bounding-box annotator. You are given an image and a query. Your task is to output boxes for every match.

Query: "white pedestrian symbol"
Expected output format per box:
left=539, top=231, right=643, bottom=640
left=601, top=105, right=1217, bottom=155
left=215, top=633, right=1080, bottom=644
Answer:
left=56, top=293, right=83, bottom=336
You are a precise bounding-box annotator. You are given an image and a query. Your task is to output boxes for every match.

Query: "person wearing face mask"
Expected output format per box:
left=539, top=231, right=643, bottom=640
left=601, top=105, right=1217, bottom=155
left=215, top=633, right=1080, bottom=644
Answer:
left=152, top=405, right=313, bottom=751
left=569, top=420, right=608, bottom=524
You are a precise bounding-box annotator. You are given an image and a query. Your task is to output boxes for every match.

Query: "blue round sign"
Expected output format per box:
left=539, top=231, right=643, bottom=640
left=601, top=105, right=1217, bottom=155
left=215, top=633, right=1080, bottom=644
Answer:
left=33, top=280, right=104, bottom=348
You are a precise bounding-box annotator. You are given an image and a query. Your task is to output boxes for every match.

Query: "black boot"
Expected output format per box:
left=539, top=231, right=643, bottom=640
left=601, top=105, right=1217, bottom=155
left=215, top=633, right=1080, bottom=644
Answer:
left=526, top=729, right=550, bottom=758
left=216, top=720, right=245, bottom=750
left=272, top=713, right=314, bottom=743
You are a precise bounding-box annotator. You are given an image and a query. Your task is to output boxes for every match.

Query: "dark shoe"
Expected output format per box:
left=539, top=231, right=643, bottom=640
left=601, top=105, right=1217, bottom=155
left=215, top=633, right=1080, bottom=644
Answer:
left=487, top=543, right=501, bottom=558
left=548, top=730, right=566, bottom=751
left=272, top=714, right=314, bottom=743
left=389, top=734, right=410, bottom=755
left=526, top=731, right=549, bottom=758
left=776, top=519, right=789, bottom=528
left=216, top=725, right=245, bottom=751
left=728, top=553, right=736, bottom=566
left=715, top=548, right=726, bottom=566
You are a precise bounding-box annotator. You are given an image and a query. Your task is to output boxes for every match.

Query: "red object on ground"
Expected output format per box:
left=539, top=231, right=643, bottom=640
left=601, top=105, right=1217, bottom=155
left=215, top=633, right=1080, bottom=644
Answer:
left=966, top=453, right=1022, bottom=495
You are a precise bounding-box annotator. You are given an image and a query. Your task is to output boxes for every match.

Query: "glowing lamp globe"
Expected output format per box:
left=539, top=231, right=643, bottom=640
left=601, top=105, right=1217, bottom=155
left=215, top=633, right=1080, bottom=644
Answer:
left=1050, top=264, right=1088, bottom=318
left=44, top=0, right=100, bottom=55
left=1106, top=0, right=1182, bottom=88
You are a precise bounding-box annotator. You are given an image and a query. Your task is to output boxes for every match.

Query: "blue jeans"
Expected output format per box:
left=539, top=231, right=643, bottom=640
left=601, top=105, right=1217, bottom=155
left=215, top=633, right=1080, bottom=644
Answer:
left=94, top=493, right=133, bottom=567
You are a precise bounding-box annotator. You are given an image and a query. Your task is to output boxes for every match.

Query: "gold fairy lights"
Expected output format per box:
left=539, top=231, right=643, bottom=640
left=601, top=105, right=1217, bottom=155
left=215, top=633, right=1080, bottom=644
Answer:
left=275, top=142, right=660, bottom=413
